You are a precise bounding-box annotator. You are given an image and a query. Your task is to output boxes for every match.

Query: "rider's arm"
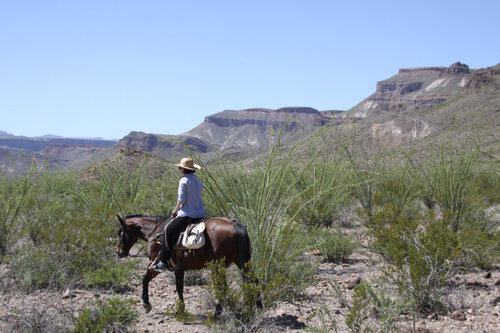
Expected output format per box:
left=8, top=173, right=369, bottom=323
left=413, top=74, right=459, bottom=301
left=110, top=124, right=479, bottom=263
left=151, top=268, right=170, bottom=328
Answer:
left=173, top=178, right=187, bottom=217
left=172, top=201, right=182, bottom=217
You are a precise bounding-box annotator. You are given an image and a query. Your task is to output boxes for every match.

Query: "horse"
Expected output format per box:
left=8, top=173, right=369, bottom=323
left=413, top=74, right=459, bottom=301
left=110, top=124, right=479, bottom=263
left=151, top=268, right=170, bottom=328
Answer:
left=115, top=214, right=262, bottom=315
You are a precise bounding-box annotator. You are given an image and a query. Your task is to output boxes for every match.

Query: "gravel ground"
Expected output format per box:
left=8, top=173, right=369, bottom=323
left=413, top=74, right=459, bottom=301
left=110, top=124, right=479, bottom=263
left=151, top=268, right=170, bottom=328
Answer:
left=1, top=227, right=499, bottom=332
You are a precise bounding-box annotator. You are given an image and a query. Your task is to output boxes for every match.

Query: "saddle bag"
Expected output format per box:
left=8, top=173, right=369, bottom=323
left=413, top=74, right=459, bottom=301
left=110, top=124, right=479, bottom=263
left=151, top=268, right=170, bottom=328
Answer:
left=178, top=222, right=206, bottom=250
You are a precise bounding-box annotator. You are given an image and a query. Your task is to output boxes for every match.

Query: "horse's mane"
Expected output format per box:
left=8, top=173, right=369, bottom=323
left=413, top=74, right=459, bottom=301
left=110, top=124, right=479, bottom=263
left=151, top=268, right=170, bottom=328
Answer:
left=124, top=214, right=148, bottom=218
left=124, top=214, right=168, bottom=224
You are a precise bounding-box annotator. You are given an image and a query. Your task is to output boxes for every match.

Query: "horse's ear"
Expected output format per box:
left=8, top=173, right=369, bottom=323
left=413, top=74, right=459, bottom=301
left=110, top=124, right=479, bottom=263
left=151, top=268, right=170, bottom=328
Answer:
left=117, top=215, right=127, bottom=229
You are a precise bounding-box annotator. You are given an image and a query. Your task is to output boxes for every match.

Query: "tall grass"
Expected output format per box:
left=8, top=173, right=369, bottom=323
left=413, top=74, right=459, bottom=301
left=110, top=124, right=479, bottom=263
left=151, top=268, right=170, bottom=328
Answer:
left=409, top=145, right=480, bottom=231
left=290, top=155, right=352, bottom=226
left=200, top=143, right=315, bottom=298
left=0, top=171, right=32, bottom=259
left=196, top=139, right=354, bottom=305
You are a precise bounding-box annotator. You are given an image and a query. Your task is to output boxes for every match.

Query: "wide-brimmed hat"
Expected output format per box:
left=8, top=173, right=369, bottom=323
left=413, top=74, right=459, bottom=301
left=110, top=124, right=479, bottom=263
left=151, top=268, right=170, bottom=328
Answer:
left=176, top=157, right=201, bottom=171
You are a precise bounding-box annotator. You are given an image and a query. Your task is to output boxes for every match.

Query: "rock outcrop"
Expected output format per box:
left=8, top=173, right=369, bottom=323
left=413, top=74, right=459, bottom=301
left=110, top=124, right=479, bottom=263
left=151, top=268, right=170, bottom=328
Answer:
left=348, top=62, right=475, bottom=118
left=185, top=107, right=335, bottom=150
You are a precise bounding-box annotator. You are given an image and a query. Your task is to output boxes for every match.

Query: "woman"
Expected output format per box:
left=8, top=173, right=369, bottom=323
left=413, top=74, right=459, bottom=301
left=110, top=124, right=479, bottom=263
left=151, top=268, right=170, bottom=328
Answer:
left=153, top=157, right=205, bottom=272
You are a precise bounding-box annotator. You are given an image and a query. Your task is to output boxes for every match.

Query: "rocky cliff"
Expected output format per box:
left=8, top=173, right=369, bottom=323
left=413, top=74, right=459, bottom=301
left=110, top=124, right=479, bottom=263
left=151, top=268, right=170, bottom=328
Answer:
left=338, top=63, right=500, bottom=156
left=349, top=62, right=473, bottom=118
left=185, top=107, right=335, bottom=150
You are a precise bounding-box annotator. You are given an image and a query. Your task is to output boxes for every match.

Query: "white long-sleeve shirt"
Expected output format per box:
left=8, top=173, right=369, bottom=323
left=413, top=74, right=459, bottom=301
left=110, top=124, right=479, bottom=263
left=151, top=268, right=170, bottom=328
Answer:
left=177, top=173, right=205, bottom=218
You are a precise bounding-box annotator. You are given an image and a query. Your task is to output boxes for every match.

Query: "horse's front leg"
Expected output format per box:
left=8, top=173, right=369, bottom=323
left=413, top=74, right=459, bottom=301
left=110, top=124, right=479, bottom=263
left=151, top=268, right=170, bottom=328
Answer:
left=142, top=267, right=159, bottom=313
left=174, top=269, right=185, bottom=302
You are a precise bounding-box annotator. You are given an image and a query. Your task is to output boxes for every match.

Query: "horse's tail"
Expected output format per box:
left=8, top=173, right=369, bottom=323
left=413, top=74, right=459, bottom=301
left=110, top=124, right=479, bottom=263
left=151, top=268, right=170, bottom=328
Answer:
left=233, top=220, right=251, bottom=268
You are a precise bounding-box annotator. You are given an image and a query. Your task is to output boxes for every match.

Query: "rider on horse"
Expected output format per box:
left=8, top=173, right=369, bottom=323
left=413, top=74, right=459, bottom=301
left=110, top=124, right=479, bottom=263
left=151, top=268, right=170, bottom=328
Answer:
left=152, top=157, right=205, bottom=272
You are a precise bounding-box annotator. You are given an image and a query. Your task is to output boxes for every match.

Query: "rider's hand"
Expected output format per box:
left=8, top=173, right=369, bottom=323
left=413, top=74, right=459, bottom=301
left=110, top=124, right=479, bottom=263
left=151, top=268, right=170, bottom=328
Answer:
left=171, top=210, right=178, bottom=218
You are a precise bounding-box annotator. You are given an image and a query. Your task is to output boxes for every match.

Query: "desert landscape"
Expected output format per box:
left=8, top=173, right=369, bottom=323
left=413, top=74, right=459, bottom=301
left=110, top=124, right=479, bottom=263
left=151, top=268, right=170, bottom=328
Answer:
left=1, top=61, right=499, bottom=332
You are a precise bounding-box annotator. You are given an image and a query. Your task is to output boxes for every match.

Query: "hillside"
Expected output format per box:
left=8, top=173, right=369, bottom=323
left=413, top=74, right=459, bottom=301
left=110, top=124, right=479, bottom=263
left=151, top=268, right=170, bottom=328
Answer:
left=0, top=147, right=62, bottom=177
left=184, top=107, right=337, bottom=150
left=348, top=62, right=473, bottom=118
left=117, top=131, right=212, bottom=160
left=2, top=62, right=499, bottom=175
left=0, top=133, right=117, bottom=176
left=318, top=63, right=500, bottom=157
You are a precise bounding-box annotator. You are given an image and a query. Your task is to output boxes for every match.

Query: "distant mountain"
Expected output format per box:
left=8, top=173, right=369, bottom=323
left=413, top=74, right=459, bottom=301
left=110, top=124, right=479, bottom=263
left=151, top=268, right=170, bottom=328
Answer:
left=0, top=136, right=115, bottom=153
left=185, top=107, right=337, bottom=150
left=0, top=132, right=117, bottom=175
left=117, top=131, right=212, bottom=160
left=2, top=61, right=498, bottom=176
left=333, top=62, right=500, bottom=156
left=348, top=62, right=473, bottom=118
left=0, top=131, right=15, bottom=138
left=0, top=147, right=64, bottom=177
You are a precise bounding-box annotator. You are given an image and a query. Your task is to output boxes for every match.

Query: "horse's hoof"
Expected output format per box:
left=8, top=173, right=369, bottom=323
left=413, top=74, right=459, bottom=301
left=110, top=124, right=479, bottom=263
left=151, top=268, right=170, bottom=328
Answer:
left=143, top=303, right=152, bottom=313
left=214, top=304, right=223, bottom=320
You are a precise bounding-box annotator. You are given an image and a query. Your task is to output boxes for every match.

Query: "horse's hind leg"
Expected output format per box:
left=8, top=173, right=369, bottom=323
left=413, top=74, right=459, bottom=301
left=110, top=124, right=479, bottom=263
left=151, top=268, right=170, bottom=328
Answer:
left=142, top=268, right=159, bottom=312
left=239, top=263, right=263, bottom=309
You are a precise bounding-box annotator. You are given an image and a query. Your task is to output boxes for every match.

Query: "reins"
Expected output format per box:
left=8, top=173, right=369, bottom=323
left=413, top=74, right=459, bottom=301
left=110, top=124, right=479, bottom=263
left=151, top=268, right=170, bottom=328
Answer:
left=145, top=216, right=170, bottom=240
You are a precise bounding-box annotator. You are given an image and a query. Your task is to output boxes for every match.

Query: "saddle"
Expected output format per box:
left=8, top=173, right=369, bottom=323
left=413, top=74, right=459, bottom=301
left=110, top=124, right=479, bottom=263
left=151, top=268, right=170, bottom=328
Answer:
left=151, top=221, right=206, bottom=251
left=177, top=221, right=206, bottom=250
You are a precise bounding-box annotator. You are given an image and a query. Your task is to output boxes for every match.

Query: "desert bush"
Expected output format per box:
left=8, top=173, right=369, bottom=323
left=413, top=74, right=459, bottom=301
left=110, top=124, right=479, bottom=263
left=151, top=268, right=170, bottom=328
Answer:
left=474, top=164, right=500, bottom=204
left=206, top=259, right=262, bottom=328
left=371, top=207, right=461, bottom=314
left=318, top=229, right=356, bottom=263
left=457, top=223, right=499, bottom=269
left=410, top=146, right=481, bottom=231
left=74, top=297, right=138, bottom=333
left=199, top=140, right=326, bottom=304
left=343, top=146, right=382, bottom=222
left=11, top=245, right=68, bottom=290
left=345, top=282, right=401, bottom=333
left=0, top=173, right=32, bottom=260
left=11, top=243, right=132, bottom=291
left=84, top=260, right=138, bottom=289
left=375, top=163, right=420, bottom=218
left=345, top=282, right=372, bottom=333
left=21, top=172, right=73, bottom=246
left=290, top=156, right=351, bottom=226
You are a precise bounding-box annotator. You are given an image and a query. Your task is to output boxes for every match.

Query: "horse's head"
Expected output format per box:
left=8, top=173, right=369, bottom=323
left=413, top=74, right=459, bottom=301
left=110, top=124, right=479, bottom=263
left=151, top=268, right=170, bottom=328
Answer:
left=116, top=215, right=140, bottom=257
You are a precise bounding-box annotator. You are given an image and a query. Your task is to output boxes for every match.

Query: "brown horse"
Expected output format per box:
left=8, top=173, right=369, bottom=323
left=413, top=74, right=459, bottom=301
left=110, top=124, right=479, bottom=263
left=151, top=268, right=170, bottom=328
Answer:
left=115, top=214, right=262, bottom=314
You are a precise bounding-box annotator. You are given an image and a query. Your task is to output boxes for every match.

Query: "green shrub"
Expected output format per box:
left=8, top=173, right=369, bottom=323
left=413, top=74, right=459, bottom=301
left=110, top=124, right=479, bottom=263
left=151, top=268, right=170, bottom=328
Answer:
left=345, top=283, right=371, bottom=333
left=318, top=229, right=356, bottom=263
left=290, top=157, right=351, bottom=227
left=84, top=260, right=137, bottom=289
left=474, top=166, right=500, bottom=204
left=206, top=259, right=262, bottom=325
left=74, top=297, right=138, bottom=333
left=375, top=164, right=420, bottom=217
left=0, top=173, right=32, bottom=260
left=199, top=140, right=328, bottom=304
left=410, top=146, right=480, bottom=231
left=371, top=207, right=461, bottom=314
left=458, top=224, right=499, bottom=269
left=345, top=282, right=400, bottom=333
left=11, top=245, right=68, bottom=290
left=169, top=270, right=207, bottom=286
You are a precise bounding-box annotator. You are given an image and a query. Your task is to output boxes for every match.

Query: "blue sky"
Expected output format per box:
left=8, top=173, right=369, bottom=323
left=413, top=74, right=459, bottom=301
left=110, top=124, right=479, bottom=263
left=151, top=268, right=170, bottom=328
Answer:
left=1, top=1, right=499, bottom=139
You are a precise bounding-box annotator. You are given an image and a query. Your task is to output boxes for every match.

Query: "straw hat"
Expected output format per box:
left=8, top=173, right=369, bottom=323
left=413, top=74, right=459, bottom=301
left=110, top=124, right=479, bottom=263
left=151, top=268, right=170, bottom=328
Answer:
left=176, top=157, right=201, bottom=171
